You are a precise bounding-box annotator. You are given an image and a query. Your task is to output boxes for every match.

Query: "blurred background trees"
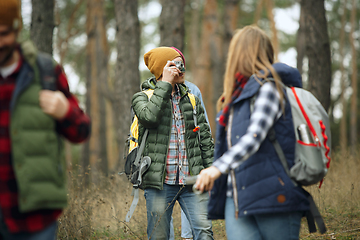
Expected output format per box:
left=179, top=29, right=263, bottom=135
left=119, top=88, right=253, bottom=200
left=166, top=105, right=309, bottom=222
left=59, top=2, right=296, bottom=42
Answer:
left=24, top=0, right=359, bottom=178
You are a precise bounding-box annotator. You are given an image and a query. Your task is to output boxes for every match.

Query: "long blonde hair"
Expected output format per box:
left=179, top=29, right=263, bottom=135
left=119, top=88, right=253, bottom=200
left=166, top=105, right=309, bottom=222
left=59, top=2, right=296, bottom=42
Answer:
left=217, top=25, right=284, bottom=111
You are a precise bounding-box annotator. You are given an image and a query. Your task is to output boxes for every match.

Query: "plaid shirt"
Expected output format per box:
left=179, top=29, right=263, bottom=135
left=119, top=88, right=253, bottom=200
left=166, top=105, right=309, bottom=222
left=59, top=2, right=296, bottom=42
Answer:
left=213, top=83, right=282, bottom=196
left=0, top=55, right=90, bottom=233
left=164, top=85, right=190, bottom=185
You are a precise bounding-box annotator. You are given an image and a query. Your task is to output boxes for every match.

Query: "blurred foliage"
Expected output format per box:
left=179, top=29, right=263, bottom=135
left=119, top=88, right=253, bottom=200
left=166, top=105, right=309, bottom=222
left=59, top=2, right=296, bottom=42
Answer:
left=23, top=0, right=359, bottom=151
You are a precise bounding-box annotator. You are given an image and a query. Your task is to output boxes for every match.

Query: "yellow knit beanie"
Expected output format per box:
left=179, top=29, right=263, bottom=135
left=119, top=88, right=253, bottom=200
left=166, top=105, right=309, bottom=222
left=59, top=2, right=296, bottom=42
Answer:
left=144, top=47, right=181, bottom=79
left=0, top=0, right=22, bottom=30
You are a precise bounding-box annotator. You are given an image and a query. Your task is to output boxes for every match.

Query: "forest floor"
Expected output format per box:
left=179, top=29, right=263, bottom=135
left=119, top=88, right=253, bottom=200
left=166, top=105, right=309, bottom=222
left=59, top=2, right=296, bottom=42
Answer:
left=57, top=150, right=360, bottom=240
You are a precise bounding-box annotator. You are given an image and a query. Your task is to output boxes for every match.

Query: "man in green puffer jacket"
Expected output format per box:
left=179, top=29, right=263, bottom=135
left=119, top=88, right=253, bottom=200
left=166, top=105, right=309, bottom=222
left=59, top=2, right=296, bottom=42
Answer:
left=132, top=47, right=214, bottom=240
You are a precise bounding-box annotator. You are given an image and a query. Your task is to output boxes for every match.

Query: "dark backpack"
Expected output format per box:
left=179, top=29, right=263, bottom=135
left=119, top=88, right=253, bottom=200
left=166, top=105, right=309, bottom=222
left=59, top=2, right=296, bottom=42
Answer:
left=37, top=52, right=57, bottom=91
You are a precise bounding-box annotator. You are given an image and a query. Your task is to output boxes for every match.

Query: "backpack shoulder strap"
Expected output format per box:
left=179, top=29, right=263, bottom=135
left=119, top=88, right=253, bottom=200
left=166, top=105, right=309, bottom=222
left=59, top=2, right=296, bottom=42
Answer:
left=188, top=93, right=201, bottom=141
left=128, top=89, right=154, bottom=146
left=188, top=93, right=196, bottom=110
left=37, top=52, right=57, bottom=91
left=143, top=89, right=154, bottom=98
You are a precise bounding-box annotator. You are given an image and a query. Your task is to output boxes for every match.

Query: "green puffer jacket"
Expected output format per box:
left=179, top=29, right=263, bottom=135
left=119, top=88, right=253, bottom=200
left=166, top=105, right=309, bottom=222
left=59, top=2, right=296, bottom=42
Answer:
left=132, top=77, right=214, bottom=190
left=11, top=41, right=67, bottom=212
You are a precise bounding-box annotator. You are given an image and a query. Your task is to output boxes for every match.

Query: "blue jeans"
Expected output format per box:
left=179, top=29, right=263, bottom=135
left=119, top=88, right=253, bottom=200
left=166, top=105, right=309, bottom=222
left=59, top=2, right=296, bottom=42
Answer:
left=144, top=184, right=213, bottom=240
left=225, top=197, right=302, bottom=240
left=169, top=209, right=193, bottom=239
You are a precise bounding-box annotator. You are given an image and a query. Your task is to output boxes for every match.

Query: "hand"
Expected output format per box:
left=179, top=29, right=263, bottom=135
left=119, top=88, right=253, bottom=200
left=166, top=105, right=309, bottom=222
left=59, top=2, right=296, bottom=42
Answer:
left=195, top=166, right=222, bottom=193
left=39, top=90, right=69, bottom=120
left=162, top=61, right=181, bottom=86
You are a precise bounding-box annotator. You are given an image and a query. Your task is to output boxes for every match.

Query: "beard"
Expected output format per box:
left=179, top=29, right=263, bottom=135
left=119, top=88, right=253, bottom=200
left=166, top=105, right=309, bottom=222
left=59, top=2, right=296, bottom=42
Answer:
left=0, top=43, right=17, bottom=67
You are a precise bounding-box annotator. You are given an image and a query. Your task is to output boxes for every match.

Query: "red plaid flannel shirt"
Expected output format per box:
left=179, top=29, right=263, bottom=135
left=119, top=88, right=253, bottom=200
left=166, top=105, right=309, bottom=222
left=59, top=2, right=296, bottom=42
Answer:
left=0, top=55, right=90, bottom=233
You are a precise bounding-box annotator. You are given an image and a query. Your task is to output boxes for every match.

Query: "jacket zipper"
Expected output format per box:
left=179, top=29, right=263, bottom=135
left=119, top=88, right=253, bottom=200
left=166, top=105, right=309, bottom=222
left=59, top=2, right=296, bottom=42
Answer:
left=230, top=170, right=239, bottom=219
left=162, top=98, right=172, bottom=188
left=227, top=108, right=239, bottom=219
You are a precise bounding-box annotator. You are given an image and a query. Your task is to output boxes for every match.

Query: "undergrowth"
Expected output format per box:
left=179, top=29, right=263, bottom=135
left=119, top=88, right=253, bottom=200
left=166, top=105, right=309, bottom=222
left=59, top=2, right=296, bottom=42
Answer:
left=57, top=149, right=360, bottom=239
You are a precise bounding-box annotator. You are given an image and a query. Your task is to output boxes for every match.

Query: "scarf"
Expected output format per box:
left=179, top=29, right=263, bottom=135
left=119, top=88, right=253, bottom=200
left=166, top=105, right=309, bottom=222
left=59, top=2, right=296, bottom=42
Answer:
left=219, top=73, right=249, bottom=127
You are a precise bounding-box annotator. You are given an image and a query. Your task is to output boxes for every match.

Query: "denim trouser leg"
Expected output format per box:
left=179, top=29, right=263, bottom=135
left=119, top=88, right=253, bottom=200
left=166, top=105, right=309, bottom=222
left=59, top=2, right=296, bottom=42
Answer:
left=177, top=189, right=213, bottom=240
left=144, top=187, right=174, bottom=240
left=169, top=216, right=175, bottom=240
left=180, top=208, right=192, bottom=238
left=169, top=206, right=193, bottom=239
left=144, top=184, right=213, bottom=240
left=225, top=197, right=303, bottom=240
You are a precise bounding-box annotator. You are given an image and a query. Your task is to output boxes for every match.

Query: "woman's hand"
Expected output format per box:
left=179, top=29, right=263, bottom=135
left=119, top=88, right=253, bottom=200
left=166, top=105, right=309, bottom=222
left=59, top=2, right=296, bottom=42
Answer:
left=195, top=166, right=222, bottom=193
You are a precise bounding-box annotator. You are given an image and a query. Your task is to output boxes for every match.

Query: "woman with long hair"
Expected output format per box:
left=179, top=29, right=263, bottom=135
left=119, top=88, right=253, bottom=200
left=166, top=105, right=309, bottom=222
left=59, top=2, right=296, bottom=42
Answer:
left=195, top=25, right=309, bottom=239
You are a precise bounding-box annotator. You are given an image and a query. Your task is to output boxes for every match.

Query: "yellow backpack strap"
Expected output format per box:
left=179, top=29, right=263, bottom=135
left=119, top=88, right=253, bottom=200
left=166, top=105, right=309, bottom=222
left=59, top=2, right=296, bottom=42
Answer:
left=188, top=93, right=196, bottom=110
left=188, top=93, right=201, bottom=139
left=143, top=89, right=154, bottom=99
left=128, top=89, right=154, bottom=153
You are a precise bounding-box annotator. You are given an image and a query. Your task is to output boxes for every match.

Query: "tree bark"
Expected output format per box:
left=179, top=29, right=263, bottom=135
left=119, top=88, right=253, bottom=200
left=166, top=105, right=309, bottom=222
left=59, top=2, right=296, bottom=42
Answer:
left=349, top=0, right=357, bottom=154
left=223, top=0, right=240, bottom=52
left=84, top=0, right=109, bottom=180
left=113, top=0, right=141, bottom=172
left=54, top=0, right=86, bottom=175
left=339, top=0, right=348, bottom=153
left=189, top=0, right=201, bottom=76
left=193, top=0, right=219, bottom=131
left=213, top=0, right=241, bottom=115
left=31, top=0, right=54, bottom=54
left=296, top=4, right=306, bottom=75
left=190, top=0, right=240, bottom=132
left=254, top=0, right=264, bottom=24
left=266, top=0, right=278, bottom=60
left=301, top=0, right=332, bottom=110
left=159, top=0, right=186, bottom=51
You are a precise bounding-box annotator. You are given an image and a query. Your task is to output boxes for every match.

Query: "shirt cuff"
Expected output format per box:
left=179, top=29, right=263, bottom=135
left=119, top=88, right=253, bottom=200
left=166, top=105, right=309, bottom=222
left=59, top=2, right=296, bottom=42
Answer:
left=213, top=158, right=230, bottom=174
left=58, top=105, right=75, bottom=123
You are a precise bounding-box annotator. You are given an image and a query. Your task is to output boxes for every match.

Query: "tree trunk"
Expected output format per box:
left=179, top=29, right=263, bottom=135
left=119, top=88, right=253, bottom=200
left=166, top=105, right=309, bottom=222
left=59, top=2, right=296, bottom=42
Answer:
left=349, top=0, right=357, bottom=154
left=296, top=5, right=306, bottom=75
left=31, top=0, right=54, bottom=54
left=254, top=0, right=264, bottom=24
left=193, top=0, right=219, bottom=131
left=84, top=0, right=109, bottom=181
left=188, top=0, right=201, bottom=76
left=266, top=0, right=278, bottom=60
left=159, top=0, right=186, bottom=51
left=339, top=0, right=348, bottom=153
left=301, top=0, right=332, bottom=110
left=212, top=0, right=241, bottom=118
left=223, top=0, right=240, bottom=53
left=113, top=0, right=141, bottom=172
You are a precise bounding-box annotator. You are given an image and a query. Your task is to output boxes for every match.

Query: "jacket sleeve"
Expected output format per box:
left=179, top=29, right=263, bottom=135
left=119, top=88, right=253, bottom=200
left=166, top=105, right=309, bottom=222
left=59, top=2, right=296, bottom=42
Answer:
left=131, top=81, right=173, bottom=128
left=196, top=98, right=214, bottom=168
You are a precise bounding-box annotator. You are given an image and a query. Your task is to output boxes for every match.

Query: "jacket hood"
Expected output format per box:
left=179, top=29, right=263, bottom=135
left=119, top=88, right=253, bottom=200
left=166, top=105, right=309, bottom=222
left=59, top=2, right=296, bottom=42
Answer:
left=233, top=62, right=303, bottom=104
left=267, top=62, right=302, bottom=88
left=141, top=76, right=157, bottom=91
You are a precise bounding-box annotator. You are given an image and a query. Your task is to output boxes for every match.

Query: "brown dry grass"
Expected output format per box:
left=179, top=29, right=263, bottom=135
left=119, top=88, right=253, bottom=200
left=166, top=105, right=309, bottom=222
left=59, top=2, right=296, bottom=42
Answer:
left=57, top=149, right=360, bottom=239
left=300, top=150, right=360, bottom=240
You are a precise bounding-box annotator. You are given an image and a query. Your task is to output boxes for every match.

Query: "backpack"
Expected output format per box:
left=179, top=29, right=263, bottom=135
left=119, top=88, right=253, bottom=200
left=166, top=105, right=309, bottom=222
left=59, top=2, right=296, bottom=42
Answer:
left=252, top=78, right=331, bottom=234
left=285, top=85, right=331, bottom=187
left=251, top=79, right=331, bottom=187
left=123, top=88, right=199, bottom=222
left=37, top=52, right=57, bottom=91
